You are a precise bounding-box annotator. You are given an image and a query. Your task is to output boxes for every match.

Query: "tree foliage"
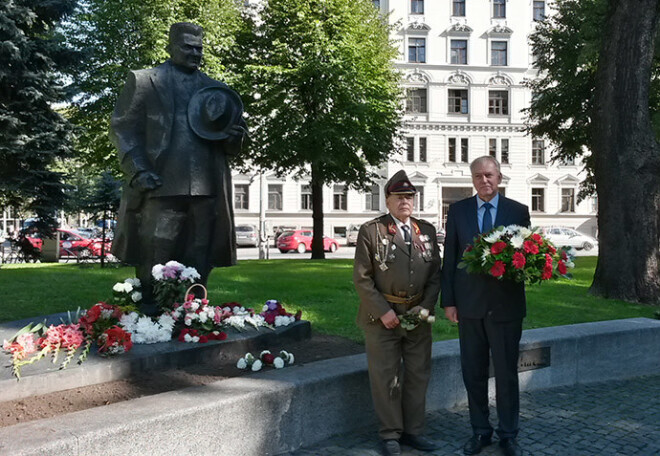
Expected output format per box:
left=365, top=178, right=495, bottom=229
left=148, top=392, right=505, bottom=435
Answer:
left=64, top=0, right=243, bottom=171
left=525, top=0, right=660, bottom=198
left=231, top=0, right=402, bottom=257
left=0, top=0, right=77, bottom=232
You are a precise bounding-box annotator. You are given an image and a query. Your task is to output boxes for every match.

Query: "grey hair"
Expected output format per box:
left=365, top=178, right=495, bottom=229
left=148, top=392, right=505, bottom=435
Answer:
left=470, top=155, right=501, bottom=174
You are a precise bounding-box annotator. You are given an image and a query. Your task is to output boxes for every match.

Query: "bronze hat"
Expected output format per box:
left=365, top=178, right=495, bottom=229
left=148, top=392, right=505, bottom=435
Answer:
left=188, top=86, right=244, bottom=141
left=385, top=170, right=417, bottom=196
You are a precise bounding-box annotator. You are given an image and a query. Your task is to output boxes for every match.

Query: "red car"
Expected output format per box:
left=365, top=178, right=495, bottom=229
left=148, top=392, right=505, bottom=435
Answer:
left=277, top=230, right=339, bottom=254
left=26, top=228, right=112, bottom=258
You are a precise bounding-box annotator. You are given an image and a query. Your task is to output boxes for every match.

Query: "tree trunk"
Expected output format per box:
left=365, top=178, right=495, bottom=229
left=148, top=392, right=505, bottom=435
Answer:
left=590, top=0, right=660, bottom=304
left=100, top=209, right=106, bottom=268
left=311, top=164, right=326, bottom=260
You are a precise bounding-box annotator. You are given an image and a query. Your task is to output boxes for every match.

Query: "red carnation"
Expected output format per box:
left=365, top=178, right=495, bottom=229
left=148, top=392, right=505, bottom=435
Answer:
left=558, top=261, right=567, bottom=275
left=490, top=241, right=507, bottom=255
left=490, top=261, right=506, bottom=278
left=545, top=253, right=553, bottom=266
left=279, top=307, right=287, bottom=316
left=561, top=250, right=568, bottom=261
left=512, top=252, right=526, bottom=269
left=547, top=244, right=557, bottom=255
left=541, top=265, right=553, bottom=280
left=198, top=335, right=209, bottom=344
left=465, top=245, right=473, bottom=253
left=531, top=233, right=543, bottom=244
left=523, top=241, right=539, bottom=254
left=262, top=353, right=275, bottom=365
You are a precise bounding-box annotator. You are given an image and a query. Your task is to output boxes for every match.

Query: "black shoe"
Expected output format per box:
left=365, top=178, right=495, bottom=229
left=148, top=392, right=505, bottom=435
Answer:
left=400, top=433, right=439, bottom=451
left=381, top=439, right=401, bottom=456
left=463, top=434, right=492, bottom=455
left=499, top=438, right=522, bottom=456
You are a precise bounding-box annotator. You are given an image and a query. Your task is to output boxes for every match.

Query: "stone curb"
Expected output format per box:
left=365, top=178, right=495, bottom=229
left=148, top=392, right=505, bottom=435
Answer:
left=1, top=318, right=658, bottom=455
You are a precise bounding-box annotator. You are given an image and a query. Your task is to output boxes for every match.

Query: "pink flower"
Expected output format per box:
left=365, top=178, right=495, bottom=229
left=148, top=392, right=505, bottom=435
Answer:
left=523, top=241, right=539, bottom=255
left=61, top=324, right=85, bottom=349
left=512, top=252, right=526, bottom=269
left=558, top=261, right=568, bottom=275
left=490, top=241, right=507, bottom=255
left=490, top=261, right=506, bottom=278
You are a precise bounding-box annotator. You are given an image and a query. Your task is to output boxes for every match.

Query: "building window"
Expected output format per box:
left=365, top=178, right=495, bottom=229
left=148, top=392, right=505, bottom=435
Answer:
left=450, top=39, right=468, bottom=64
left=406, top=88, right=428, bottom=113
left=452, top=0, right=466, bottom=16
left=560, top=156, right=576, bottom=166
left=489, top=138, right=497, bottom=157
left=461, top=138, right=469, bottom=162
left=493, top=0, right=506, bottom=18
left=533, top=0, right=545, bottom=20
left=531, top=188, right=545, bottom=212
left=419, top=137, right=427, bottom=162
left=366, top=185, right=380, bottom=211
left=333, top=185, right=347, bottom=210
left=488, top=90, right=509, bottom=115
left=448, top=89, right=469, bottom=114
left=448, top=137, right=456, bottom=162
left=268, top=184, right=282, bottom=210
left=532, top=139, right=545, bottom=165
left=301, top=184, right=312, bottom=210
left=415, top=186, right=425, bottom=211
left=234, top=184, right=249, bottom=210
left=561, top=188, right=576, bottom=213
left=408, top=38, right=426, bottom=63
left=411, top=0, right=424, bottom=14
left=406, top=137, right=415, bottom=161
left=501, top=138, right=509, bottom=164
left=491, top=41, right=507, bottom=66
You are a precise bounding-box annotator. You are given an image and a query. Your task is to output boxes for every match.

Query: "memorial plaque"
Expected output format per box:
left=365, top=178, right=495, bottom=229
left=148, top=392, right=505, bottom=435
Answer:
left=489, top=346, right=551, bottom=377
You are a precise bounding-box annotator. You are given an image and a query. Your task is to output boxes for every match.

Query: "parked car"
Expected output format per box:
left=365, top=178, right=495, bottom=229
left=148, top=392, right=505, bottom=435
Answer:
left=346, top=224, right=361, bottom=246
left=235, top=224, right=259, bottom=247
left=26, top=228, right=112, bottom=258
left=277, top=230, right=340, bottom=253
left=540, top=227, right=598, bottom=251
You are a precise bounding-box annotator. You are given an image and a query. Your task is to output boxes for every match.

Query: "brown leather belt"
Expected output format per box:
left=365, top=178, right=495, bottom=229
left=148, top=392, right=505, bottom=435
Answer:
left=383, top=292, right=423, bottom=307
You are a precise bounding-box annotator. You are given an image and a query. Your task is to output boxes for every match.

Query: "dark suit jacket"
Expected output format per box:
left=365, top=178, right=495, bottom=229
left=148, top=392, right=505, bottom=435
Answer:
left=441, top=195, right=531, bottom=321
left=109, top=61, right=243, bottom=267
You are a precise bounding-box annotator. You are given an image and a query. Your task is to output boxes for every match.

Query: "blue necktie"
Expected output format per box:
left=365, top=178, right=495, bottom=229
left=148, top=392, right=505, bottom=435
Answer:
left=482, top=202, right=493, bottom=233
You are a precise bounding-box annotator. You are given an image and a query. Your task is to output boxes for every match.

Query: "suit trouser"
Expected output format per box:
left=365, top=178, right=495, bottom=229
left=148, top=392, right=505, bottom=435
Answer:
left=458, top=315, right=522, bottom=439
left=364, top=321, right=432, bottom=440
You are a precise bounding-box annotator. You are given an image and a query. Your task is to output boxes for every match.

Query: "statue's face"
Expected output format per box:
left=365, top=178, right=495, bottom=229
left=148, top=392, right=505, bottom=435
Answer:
left=169, top=32, right=203, bottom=72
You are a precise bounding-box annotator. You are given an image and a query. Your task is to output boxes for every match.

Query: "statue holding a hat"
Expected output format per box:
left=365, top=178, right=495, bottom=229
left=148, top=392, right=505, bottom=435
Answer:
left=110, top=22, right=247, bottom=313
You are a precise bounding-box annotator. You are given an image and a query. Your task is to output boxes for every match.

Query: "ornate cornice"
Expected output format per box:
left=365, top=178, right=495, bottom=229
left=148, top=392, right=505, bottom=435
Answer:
left=403, top=122, right=524, bottom=133
left=407, top=21, right=431, bottom=31
left=487, top=24, right=514, bottom=35
left=488, top=72, right=513, bottom=86
left=446, top=70, right=472, bottom=85
left=447, top=23, right=473, bottom=34
left=404, top=69, right=431, bottom=84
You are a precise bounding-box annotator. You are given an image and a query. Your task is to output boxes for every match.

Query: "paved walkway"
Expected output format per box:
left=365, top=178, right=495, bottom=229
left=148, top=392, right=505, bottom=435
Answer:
left=288, top=375, right=660, bottom=456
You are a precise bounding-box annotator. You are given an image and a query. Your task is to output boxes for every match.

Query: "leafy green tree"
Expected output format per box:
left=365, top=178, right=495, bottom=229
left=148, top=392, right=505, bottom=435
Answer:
left=231, top=0, right=402, bottom=258
left=525, top=0, right=660, bottom=198
left=0, top=0, right=77, bottom=233
left=64, top=0, right=242, bottom=171
left=528, top=0, right=660, bottom=303
left=85, top=171, right=121, bottom=267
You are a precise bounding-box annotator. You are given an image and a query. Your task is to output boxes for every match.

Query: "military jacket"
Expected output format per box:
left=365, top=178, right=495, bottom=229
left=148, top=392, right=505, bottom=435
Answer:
left=353, top=214, right=442, bottom=329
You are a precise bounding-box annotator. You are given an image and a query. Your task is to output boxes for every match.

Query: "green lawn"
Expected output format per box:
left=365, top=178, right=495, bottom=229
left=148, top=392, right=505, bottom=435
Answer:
left=0, top=257, right=655, bottom=342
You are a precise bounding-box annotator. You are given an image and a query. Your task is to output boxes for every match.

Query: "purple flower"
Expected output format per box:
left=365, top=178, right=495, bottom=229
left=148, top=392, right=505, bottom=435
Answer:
left=265, top=300, right=280, bottom=311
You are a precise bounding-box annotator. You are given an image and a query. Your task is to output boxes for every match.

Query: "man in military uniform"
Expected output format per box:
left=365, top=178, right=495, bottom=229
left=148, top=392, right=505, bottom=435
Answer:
left=353, top=170, right=442, bottom=456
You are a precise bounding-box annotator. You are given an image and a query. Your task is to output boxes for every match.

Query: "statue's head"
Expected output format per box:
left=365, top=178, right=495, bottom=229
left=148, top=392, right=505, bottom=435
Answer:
left=168, top=22, right=204, bottom=72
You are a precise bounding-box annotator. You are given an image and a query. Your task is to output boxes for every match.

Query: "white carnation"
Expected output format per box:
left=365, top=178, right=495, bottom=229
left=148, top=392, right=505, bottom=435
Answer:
left=420, top=308, right=430, bottom=318
left=181, top=266, right=200, bottom=282
left=260, top=350, right=271, bottom=357
left=287, top=353, right=294, bottom=364
left=131, top=291, right=142, bottom=302
left=125, top=278, right=141, bottom=288
left=427, top=316, right=436, bottom=324
left=483, top=229, right=503, bottom=243
left=112, top=282, right=124, bottom=293
left=273, top=357, right=284, bottom=369
left=251, top=360, right=262, bottom=371
left=165, top=260, right=184, bottom=269
left=237, top=358, right=247, bottom=369
left=152, top=264, right=164, bottom=280
left=198, top=313, right=208, bottom=324
left=123, top=282, right=134, bottom=293
left=510, top=234, right=526, bottom=249
left=518, top=226, right=532, bottom=238
left=184, top=333, right=192, bottom=342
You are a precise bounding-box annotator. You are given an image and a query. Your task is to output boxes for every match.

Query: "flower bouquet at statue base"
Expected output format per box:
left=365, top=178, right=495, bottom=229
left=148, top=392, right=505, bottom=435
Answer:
left=152, top=261, right=201, bottom=312
left=171, top=284, right=229, bottom=343
left=458, top=225, right=575, bottom=284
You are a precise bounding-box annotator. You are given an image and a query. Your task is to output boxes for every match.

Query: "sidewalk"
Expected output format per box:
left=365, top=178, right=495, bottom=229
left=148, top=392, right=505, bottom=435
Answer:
left=288, top=375, right=660, bottom=456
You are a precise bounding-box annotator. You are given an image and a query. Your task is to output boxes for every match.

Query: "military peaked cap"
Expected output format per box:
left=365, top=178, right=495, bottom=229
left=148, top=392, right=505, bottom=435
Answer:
left=385, top=170, right=417, bottom=196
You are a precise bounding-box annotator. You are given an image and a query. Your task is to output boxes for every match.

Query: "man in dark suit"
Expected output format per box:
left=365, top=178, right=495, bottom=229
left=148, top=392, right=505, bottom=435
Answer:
left=110, top=22, right=246, bottom=311
left=441, top=156, right=530, bottom=456
left=354, top=170, right=442, bottom=456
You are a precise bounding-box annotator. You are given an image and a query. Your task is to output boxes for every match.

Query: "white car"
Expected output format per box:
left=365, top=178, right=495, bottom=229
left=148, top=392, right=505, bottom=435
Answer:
left=235, top=225, right=259, bottom=247
left=541, top=227, right=598, bottom=251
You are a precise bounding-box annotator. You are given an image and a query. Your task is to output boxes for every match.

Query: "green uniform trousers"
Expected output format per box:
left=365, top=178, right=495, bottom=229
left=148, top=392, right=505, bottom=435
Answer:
left=364, top=320, right=432, bottom=440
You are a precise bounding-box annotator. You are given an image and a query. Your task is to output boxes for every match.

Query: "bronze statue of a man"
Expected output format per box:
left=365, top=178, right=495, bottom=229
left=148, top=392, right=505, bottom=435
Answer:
left=110, top=22, right=246, bottom=312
